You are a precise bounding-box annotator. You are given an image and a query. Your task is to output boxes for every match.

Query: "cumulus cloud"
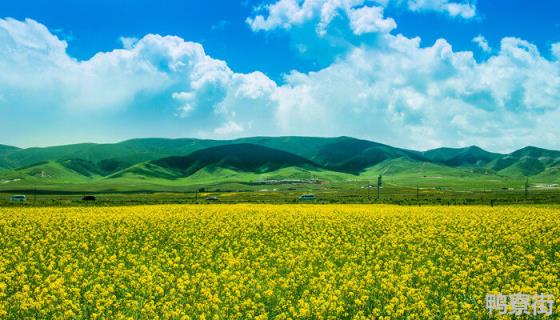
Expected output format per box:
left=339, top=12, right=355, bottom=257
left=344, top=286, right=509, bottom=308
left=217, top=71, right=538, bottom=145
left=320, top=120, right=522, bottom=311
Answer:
left=347, top=5, right=397, bottom=35
left=245, top=0, right=477, bottom=67
left=0, top=18, right=275, bottom=135
left=407, top=0, right=476, bottom=19
left=270, top=34, right=560, bottom=151
left=246, top=0, right=475, bottom=35
left=552, top=42, right=560, bottom=60
left=2, top=17, right=560, bottom=152
left=119, top=36, right=138, bottom=49
left=472, top=34, right=491, bottom=53
left=246, top=0, right=399, bottom=67
left=247, top=0, right=397, bottom=36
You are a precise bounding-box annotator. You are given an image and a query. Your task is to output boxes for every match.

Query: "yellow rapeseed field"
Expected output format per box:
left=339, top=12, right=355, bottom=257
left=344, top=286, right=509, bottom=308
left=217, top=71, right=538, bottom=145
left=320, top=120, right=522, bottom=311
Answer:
left=0, top=205, right=558, bottom=319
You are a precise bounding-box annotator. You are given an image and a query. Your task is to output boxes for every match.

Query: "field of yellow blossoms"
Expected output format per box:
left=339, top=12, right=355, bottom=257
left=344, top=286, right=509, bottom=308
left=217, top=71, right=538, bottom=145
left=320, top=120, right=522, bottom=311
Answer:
left=0, top=204, right=558, bottom=319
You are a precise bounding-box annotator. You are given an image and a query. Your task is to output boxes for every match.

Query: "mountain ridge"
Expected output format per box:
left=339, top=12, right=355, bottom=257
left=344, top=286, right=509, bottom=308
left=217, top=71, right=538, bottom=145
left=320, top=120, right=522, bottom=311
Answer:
left=150, top=143, right=321, bottom=176
left=0, top=137, right=559, bottom=191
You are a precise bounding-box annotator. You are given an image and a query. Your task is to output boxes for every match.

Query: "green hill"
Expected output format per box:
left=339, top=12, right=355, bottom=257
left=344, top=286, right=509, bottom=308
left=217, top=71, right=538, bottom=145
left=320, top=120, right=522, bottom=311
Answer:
left=510, top=146, right=560, bottom=159
left=497, top=157, right=546, bottom=177
left=6, top=136, right=549, bottom=177
left=484, top=147, right=560, bottom=177
left=0, top=160, right=92, bottom=188
left=488, top=156, right=518, bottom=172
left=0, top=137, right=559, bottom=192
left=0, top=144, right=20, bottom=169
left=0, top=138, right=225, bottom=170
left=145, top=143, right=320, bottom=177
left=240, top=136, right=426, bottom=172
left=0, top=144, right=19, bottom=153
left=105, top=143, right=350, bottom=187
left=57, top=159, right=104, bottom=177
left=423, top=146, right=502, bottom=167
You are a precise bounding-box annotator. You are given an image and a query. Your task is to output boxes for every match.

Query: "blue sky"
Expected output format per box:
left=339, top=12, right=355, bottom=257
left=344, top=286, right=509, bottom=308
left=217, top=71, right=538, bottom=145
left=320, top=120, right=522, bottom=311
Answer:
left=0, top=0, right=559, bottom=152
left=1, top=0, right=558, bottom=79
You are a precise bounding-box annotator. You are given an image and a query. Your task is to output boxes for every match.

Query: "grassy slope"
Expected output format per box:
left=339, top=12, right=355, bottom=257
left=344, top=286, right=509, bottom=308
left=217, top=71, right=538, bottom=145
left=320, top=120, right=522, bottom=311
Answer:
left=0, top=144, right=20, bottom=153
left=152, top=143, right=321, bottom=174
left=0, top=156, right=526, bottom=193
left=0, top=138, right=226, bottom=169
left=423, top=146, right=502, bottom=167
left=497, top=158, right=546, bottom=177
left=109, top=165, right=351, bottom=186
left=0, top=166, right=352, bottom=193
left=510, top=146, right=560, bottom=159
left=486, top=147, right=560, bottom=178
left=359, top=158, right=523, bottom=189
left=0, top=143, right=353, bottom=192
left=0, top=138, right=558, bottom=192
left=0, top=161, right=96, bottom=191
left=0, top=144, right=20, bottom=169
left=240, top=136, right=427, bottom=172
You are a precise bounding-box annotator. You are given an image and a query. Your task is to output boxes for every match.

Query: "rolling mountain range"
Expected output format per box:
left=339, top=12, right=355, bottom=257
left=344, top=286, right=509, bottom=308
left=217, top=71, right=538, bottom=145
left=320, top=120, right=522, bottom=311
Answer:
left=0, top=137, right=559, bottom=192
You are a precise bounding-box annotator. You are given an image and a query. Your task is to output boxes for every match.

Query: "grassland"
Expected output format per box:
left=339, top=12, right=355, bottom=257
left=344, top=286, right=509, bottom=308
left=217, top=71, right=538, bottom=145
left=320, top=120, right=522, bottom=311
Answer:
left=1, top=176, right=558, bottom=207
left=1, top=137, right=558, bottom=206
left=0, top=205, right=558, bottom=319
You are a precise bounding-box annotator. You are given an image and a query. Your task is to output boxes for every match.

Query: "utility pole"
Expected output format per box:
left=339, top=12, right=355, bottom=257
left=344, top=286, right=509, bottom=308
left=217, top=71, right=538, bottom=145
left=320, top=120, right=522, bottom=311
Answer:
left=376, top=175, right=382, bottom=201
left=525, top=176, right=529, bottom=200
left=367, top=181, right=371, bottom=202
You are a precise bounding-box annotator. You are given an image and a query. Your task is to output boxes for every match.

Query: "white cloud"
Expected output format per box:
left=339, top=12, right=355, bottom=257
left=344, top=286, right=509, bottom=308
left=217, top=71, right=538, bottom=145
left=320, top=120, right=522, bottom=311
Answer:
left=472, top=34, right=491, bottom=53
left=269, top=34, right=560, bottom=151
left=247, top=0, right=397, bottom=36
left=0, top=18, right=72, bottom=87
left=0, top=18, right=275, bottom=134
left=552, top=42, right=560, bottom=60
left=246, top=0, right=476, bottom=35
left=172, top=91, right=196, bottom=116
left=119, top=36, right=138, bottom=49
left=2, top=17, right=560, bottom=152
left=348, top=5, right=397, bottom=35
left=214, top=121, right=244, bottom=136
left=407, top=0, right=476, bottom=19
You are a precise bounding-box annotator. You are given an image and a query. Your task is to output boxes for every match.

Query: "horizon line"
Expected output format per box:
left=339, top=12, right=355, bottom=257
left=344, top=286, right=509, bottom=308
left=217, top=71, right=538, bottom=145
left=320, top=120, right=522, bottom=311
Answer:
left=1, top=135, right=553, bottom=155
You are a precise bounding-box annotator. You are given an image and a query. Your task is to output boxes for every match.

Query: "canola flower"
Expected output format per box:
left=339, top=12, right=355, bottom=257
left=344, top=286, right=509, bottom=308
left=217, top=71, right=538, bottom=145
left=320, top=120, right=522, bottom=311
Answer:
left=0, top=204, right=558, bottom=319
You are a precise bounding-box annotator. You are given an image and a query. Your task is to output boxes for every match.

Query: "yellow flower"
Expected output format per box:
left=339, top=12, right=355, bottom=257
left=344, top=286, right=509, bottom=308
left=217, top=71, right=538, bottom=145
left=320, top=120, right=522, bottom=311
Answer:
left=0, top=204, right=557, bottom=319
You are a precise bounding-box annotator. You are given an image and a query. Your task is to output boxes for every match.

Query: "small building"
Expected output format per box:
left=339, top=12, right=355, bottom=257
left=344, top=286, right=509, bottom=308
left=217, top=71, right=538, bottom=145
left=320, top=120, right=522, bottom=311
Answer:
left=82, top=195, right=96, bottom=201
left=205, top=196, right=219, bottom=201
left=298, top=194, right=315, bottom=201
left=10, top=195, right=26, bottom=202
